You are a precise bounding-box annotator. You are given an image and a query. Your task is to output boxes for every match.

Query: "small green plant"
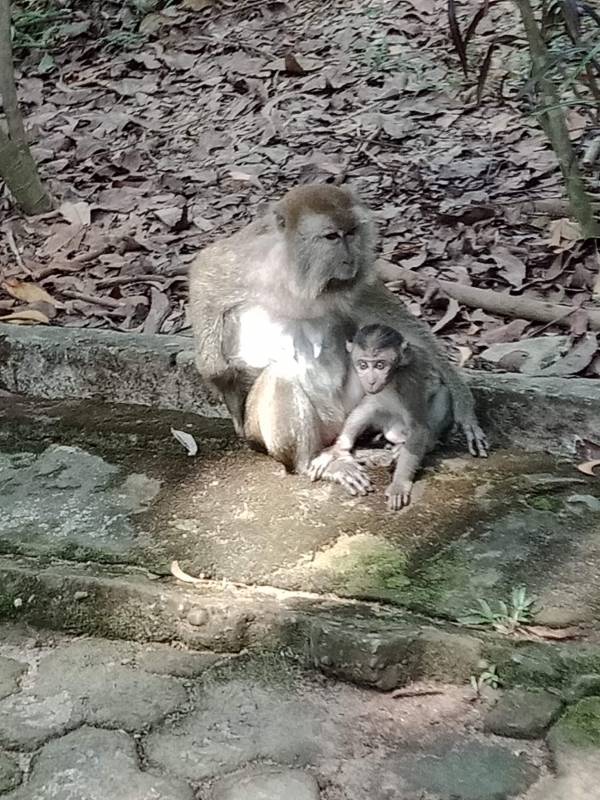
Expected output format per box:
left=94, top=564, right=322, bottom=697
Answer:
left=470, top=664, right=501, bottom=697
left=459, top=587, right=538, bottom=634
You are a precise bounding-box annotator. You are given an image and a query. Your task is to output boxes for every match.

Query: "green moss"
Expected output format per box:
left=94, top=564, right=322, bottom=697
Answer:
left=525, top=495, right=563, bottom=513
left=551, top=698, right=600, bottom=748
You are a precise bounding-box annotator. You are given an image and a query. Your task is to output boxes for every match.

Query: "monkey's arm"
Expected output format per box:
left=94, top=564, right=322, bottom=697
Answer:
left=355, top=283, right=488, bottom=458
left=386, top=426, right=429, bottom=511
left=308, top=401, right=374, bottom=482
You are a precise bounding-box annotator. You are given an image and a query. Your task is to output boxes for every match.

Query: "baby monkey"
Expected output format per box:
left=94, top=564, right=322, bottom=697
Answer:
left=309, top=323, right=452, bottom=510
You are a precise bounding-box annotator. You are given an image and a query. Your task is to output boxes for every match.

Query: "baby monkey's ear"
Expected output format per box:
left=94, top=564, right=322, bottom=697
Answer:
left=346, top=340, right=354, bottom=353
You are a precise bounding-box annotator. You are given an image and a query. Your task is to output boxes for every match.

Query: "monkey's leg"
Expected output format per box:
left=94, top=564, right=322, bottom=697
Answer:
left=385, top=427, right=429, bottom=511
left=244, top=369, right=324, bottom=474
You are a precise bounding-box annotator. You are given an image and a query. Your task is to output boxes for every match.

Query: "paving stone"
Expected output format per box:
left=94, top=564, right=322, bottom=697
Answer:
left=146, top=680, right=325, bottom=781
left=211, top=768, right=320, bottom=800
left=0, top=657, right=26, bottom=700
left=2, top=727, right=194, bottom=800
left=0, top=752, right=22, bottom=793
left=484, top=688, right=563, bottom=738
left=35, top=640, right=188, bottom=730
left=0, top=690, right=82, bottom=750
left=0, top=639, right=188, bottom=749
left=382, top=737, right=539, bottom=800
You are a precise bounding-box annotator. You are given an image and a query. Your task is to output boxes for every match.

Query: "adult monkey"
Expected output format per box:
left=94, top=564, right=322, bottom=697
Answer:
left=189, top=184, right=487, bottom=494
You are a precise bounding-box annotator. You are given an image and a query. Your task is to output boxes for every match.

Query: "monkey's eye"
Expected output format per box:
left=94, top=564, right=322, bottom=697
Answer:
left=346, top=227, right=357, bottom=237
left=323, top=232, right=338, bottom=241
left=375, top=361, right=387, bottom=370
left=357, top=361, right=368, bottom=370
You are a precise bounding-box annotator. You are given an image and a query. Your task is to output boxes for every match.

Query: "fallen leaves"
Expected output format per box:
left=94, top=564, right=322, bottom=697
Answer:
left=0, top=0, right=596, bottom=375
left=577, top=460, right=600, bottom=477
left=171, top=428, right=198, bottom=456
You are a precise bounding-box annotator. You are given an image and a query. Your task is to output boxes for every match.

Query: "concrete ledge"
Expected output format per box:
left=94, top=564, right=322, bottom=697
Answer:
left=0, top=555, right=495, bottom=689
left=1, top=323, right=598, bottom=453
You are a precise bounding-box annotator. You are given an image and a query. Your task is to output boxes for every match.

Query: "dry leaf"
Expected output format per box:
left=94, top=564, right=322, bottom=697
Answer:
left=577, top=460, right=600, bottom=476
left=431, top=298, right=460, bottom=334
left=0, top=308, right=50, bottom=325
left=182, top=0, right=215, bottom=8
left=171, top=427, right=198, bottom=456
left=455, top=346, right=472, bottom=367
left=537, top=333, right=597, bottom=377
left=59, top=201, right=91, bottom=227
left=2, top=278, right=58, bottom=306
left=520, top=625, right=581, bottom=640
left=170, top=560, right=204, bottom=583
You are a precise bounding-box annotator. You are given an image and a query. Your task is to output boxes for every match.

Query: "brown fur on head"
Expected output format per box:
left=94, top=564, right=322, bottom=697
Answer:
left=348, top=324, right=411, bottom=394
left=272, top=183, right=376, bottom=305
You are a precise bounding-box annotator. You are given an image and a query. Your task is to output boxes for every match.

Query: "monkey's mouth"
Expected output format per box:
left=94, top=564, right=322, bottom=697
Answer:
left=324, top=276, right=358, bottom=293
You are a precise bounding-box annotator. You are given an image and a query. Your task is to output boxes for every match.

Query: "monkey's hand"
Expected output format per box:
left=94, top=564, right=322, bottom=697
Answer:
left=308, top=447, right=338, bottom=481
left=310, top=452, right=373, bottom=496
left=385, top=480, right=413, bottom=511
left=460, top=420, right=489, bottom=458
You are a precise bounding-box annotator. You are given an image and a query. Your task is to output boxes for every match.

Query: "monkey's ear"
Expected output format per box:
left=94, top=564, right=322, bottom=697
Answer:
left=346, top=340, right=354, bottom=353
left=397, top=341, right=412, bottom=365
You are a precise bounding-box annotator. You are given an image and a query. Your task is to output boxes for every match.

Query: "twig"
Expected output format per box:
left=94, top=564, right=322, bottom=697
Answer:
left=391, top=688, right=445, bottom=699
left=59, top=290, right=125, bottom=309
left=377, top=259, right=600, bottom=331
left=4, top=226, right=33, bottom=275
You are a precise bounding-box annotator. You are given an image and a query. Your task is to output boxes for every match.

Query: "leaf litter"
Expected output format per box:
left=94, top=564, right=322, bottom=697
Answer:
left=0, top=0, right=598, bottom=376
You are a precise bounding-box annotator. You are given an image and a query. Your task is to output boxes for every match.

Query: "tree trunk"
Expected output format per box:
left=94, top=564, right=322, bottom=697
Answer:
left=513, top=0, right=600, bottom=239
left=0, top=127, right=53, bottom=215
left=0, top=0, right=52, bottom=214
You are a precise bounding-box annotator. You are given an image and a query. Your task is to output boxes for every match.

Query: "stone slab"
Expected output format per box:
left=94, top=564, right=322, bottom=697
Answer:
left=2, top=322, right=599, bottom=455
left=1, top=395, right=599, bottom=628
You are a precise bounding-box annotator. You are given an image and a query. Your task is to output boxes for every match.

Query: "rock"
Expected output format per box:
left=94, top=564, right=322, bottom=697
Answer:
left=2, top=727, right=193, bottom=800
left=479, top=336, right=569, bottom=375
left=0, top=752, right=21, bottom=793
left=547, top=697, right=600, bottom=761
left=186, top=608, right=209, bottom=627
left=307, top=618, right=418, bottom=690
left=567, top=674, right=600, bottom=703
left=211, top=768, right=320, bottom=800
left=407, top=629, right=483, bottom=684
left=0, top=656, right=26, bottom=700
left=530, top=700, right=600, bottom=800
left=484, top=688, right=563, bottom=738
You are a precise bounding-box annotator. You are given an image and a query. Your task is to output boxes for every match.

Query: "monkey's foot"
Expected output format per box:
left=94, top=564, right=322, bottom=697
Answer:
left=318, top=456, right=373, bottom=496
left=461, top=420, right=489, bottom=458
left=385, top=479, right=413, bottom=511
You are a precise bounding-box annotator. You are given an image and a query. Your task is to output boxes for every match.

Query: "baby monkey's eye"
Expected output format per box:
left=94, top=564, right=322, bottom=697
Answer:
left=357, top=361, right=368, bottom=370
left=323, top=231, right=338, bottom=241
left=375, top=361, right=387, bottom=370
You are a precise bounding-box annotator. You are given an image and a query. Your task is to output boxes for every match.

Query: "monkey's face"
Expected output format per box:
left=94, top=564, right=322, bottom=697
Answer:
left=291, top=212, right=372, bottom=298
left=351, top=347, right=397, bottom=394
left=275, top=185, right=375, bottom=303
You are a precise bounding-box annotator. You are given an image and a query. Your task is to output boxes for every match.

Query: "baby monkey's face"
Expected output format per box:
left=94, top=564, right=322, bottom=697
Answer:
left=351, top=346, right=397, bottom=394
